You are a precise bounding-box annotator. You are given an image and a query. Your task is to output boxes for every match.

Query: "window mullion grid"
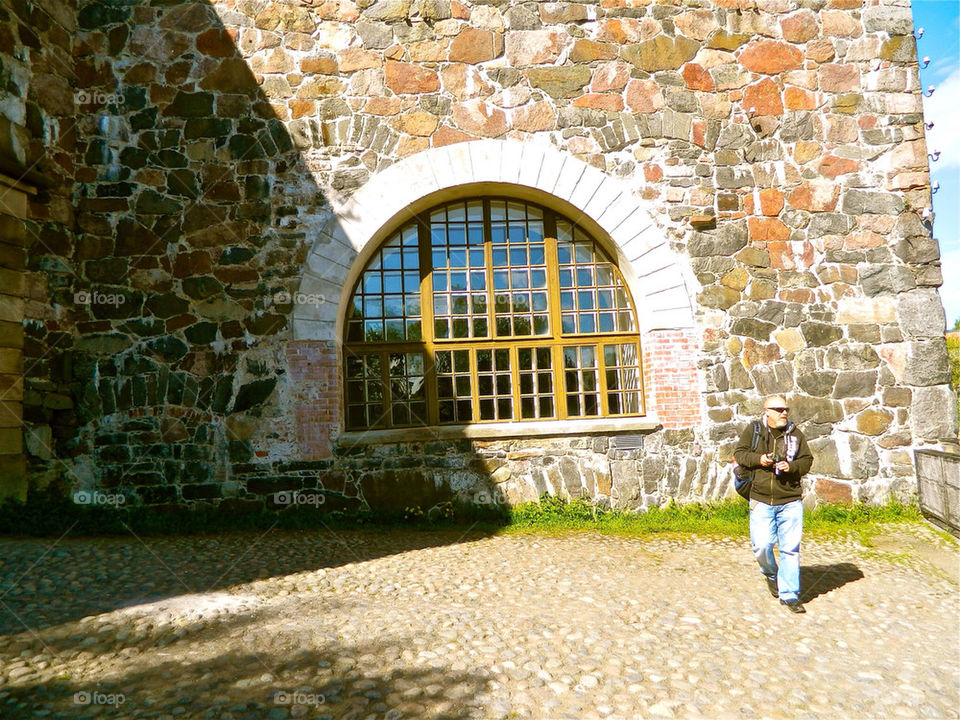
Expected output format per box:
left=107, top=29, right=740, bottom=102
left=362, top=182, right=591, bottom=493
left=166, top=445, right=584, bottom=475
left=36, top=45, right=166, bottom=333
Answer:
left=543, top=211, right=569, bottom=421
left=416, top=212, right=438, bottom=425
left=597, top=340, right=610, bottom=419
left=344, top=199, right=646, bottom=431
left=615, top=265, right=640, bottom=333
left=637, top=339, right=646, bottom=414
left=378, top=348, right=392, bottom=428
left=509, top=345, right=520, bottom=422
left=468, top=344, right=480, bottom=423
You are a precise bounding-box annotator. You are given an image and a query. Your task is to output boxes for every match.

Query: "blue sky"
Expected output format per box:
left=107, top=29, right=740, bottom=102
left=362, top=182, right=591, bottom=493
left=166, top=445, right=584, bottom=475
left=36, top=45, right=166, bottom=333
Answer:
left=913, top=0, right=960, bottom=327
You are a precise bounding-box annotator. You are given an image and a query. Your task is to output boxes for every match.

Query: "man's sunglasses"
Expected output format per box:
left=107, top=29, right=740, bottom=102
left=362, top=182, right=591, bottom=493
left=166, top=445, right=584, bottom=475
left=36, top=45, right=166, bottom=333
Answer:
left=765, top=407, right=789, bottom=413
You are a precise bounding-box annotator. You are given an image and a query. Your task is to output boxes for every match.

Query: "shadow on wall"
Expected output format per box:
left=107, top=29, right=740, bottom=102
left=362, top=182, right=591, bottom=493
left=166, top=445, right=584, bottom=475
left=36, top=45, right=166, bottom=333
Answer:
left=59, top=0, right=704, bottom=516
left=51, top=0, right=371, bottom=508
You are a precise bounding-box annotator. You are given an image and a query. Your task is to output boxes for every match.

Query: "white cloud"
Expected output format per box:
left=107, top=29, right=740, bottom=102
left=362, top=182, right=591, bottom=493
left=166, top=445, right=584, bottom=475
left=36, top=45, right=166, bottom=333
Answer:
left=924, top=68, right=960, bottom=170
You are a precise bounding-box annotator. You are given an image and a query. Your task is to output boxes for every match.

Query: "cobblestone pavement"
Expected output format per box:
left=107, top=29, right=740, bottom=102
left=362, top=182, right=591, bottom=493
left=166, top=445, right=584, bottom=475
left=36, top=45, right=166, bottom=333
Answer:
left=0, top=523, right=957, bottom=720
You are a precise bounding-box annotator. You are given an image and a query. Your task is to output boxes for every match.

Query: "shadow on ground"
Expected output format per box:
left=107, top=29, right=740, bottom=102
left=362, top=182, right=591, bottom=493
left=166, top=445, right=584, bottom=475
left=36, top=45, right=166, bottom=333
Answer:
left=3, top=610, right=489, bottom=719
left=799, top=562, right=865, bottom=603
left=0, top=528, right=493, bottom=634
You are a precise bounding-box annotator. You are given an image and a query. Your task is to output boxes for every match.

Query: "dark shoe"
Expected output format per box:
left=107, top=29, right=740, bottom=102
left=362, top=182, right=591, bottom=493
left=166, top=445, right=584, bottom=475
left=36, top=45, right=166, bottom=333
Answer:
left=780, top=598, right=806, bottom=614
left=765, top=577, right=779, bottom=598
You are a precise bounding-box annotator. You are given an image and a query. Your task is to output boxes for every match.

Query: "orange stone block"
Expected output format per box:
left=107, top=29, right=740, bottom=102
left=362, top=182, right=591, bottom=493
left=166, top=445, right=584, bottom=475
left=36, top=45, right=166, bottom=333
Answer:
left=590, top=62, right=631, bottom=93
left=738, top=40, right=803, bottom=74
left=784, top=86, right=816, bottom=110
left=431, top=124, right=477, bottom=147
left=819, top=64, right=860, bottom=93
left=339, top=47, right=382, bottom=72
left=441, top=64, right=494, bottom=101
left=768, top=240, right=814, bottom=271
left=289, top=99, right=315, bottom=119
left=512, top=102, right=556, bottom=132
left=570, top=39, right=618, bottom=62
left=196, top=29, right=235, bottom=58
left=779, top=287, right=816, bottom=303
left=449, top=28, right=503, bottom=64
left=624, top=78, right=664, bottom=113
left=692, top=120, right=707, bottom=148
left=682, top=62, right=715, bottom=91
left=748, top=217, right=790, bottom=242
left=745, top=188, right=785, bottom=217
left=573, top=93, right=624, bottom=111
left=385, top=61, right=439, bottom=94
left=742, top=77, right=783, bottom=116
left=788, top=182, right=840, bottom=212
left=364, top=97, right=403, bottom=116
left=397, top=135, right=430, bottom=157
left=300, top=56, right=338, bottom=75
left=780, top=10, right=819, bottom=43
left=452, top=100, right=509, bottom=137
left=643, top=163, right=663, bottom=182
left=817, top=155, right=859, bottom=179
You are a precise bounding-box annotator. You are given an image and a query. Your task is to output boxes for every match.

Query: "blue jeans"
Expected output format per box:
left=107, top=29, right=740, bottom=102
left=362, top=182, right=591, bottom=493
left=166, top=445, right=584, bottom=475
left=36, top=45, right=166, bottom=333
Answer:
left=749, top=499, right=803, bottom=602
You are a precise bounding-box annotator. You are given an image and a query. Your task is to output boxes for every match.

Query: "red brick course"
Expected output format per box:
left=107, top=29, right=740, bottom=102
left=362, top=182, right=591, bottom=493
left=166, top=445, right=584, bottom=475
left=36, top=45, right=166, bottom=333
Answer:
left=642, top=329, right=701, bottom=430
left=287, top=341, right=339, bottom=459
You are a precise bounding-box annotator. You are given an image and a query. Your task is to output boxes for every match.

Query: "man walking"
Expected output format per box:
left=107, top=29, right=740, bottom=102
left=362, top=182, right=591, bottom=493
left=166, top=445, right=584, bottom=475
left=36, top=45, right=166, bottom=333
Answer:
left=734, top=395, right=814, bottom=613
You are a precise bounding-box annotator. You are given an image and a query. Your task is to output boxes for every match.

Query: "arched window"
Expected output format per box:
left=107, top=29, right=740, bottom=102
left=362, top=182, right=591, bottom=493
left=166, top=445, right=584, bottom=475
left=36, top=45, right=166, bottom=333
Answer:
left=343, top=198, right=645, bottom=430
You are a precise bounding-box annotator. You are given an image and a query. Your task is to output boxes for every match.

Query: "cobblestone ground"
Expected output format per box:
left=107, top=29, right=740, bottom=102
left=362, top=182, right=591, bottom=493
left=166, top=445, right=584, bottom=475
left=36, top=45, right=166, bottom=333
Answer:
left=0, top=523, right=957, bottom=720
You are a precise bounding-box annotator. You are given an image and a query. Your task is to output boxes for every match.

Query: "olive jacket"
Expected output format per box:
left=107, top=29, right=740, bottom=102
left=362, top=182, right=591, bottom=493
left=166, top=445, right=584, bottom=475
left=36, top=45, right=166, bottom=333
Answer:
left=733, top=420, right=814, bottom=506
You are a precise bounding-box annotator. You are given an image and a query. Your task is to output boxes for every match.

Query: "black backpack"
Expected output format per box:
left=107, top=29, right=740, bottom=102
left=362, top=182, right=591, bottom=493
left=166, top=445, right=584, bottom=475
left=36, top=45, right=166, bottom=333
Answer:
left=732, top=419, right=797, bottom=500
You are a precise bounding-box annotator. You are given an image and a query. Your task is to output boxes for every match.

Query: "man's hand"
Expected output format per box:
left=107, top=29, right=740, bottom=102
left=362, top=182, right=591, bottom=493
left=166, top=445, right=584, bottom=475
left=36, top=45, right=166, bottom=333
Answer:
left=774, top=460, right=790, bottom=473
left=760, top=453, right=774, bottom=468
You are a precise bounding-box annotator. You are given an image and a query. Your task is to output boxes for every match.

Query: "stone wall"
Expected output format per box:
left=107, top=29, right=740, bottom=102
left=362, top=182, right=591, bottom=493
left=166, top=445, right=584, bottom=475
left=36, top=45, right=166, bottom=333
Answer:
left=7, top=0, right=956, bottom=512
left=0, top=0, right=79, bottom=497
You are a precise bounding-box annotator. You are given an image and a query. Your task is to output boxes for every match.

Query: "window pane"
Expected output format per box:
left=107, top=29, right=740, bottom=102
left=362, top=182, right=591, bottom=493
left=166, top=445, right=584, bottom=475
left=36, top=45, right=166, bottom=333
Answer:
left=344, top=198, right=643, bottom=429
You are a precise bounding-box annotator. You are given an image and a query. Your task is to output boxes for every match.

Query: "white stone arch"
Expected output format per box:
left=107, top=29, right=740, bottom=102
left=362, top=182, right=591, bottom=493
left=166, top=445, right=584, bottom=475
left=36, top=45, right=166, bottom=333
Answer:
left=293, top=139, right=696, bottom=341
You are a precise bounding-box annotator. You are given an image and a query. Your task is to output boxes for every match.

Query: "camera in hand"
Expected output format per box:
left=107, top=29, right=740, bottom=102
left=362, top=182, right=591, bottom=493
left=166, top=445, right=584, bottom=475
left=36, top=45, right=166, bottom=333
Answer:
left=772, top=453, right=783, bottom=475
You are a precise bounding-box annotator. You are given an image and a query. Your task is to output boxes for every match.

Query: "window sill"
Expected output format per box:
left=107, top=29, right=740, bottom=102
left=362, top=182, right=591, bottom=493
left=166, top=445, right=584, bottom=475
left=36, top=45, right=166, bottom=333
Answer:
left=338, top=416, right=662, bottom=446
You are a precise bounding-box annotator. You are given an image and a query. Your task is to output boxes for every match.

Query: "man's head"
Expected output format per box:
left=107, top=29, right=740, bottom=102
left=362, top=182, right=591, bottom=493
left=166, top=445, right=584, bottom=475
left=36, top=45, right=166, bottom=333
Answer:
left=763, top=395, right=790, bottom=429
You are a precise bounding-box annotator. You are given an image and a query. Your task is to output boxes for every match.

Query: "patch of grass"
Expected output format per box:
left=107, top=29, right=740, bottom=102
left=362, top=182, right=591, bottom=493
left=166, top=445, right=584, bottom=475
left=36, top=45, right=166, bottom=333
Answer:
left=506, top=495, right=750, bottom=536
left=804, top=501, right=923, bottom=542
left=0, top=488, right=927, bottom=539
left=506, top=495, right=925, bottom=539
left=947, top=332, right=960, bottom=424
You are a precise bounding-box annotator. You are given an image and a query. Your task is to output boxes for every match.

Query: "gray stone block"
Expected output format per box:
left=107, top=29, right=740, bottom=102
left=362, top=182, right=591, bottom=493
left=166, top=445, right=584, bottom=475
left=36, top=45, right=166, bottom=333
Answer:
left=807, top=213, right=854, bottom=238
left=897, top=289, right=947, bottom=338
left=903, top=340, right=950, bottom=386
left=863, top=6, right=914, bottom=35
left=842, top=189, right=905, bottom=216
left=832, top=370, right=877, bottom=399
left=687, top=224, right=747, bottom=257
left=752, top=360, right=794, bottom=395
left=825, top=344, right=881, bottom=370
left=797, top=370, right=836, bottom=397
left=859, top=264, right=916, bottom=296
left=911, top=385, right=959, bottom=440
